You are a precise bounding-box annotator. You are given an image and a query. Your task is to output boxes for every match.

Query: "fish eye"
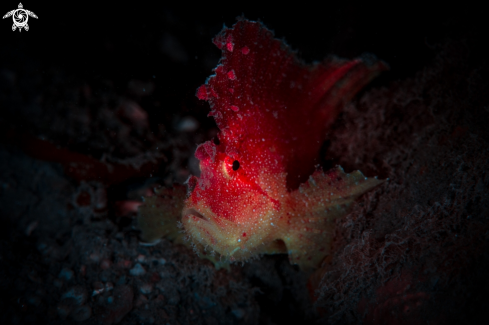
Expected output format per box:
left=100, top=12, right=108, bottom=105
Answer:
left=232, top=160, right=240, bottom=171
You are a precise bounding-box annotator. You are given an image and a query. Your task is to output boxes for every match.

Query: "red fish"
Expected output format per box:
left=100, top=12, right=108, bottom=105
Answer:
left=139, top=19, right=386, bottom=271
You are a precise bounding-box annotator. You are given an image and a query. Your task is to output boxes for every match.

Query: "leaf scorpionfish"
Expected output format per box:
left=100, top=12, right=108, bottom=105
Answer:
left=138, top=19, right=387, bottom=271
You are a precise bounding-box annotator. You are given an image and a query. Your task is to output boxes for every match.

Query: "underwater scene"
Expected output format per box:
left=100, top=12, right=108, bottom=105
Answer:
left=1, top=3, right=488, bottom=324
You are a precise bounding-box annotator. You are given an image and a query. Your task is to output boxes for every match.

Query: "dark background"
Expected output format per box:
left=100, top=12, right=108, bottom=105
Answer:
left=2, top=2, right=483, bottom=154
left=2, top=2, right=479, bottom=119
left=1, top=2, right=484, bottom=135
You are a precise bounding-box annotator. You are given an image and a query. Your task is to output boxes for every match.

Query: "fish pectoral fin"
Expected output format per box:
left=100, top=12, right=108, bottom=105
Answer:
left=137, top=184, right=186, bottom=244
left=283, top=166, right=384, bottom=271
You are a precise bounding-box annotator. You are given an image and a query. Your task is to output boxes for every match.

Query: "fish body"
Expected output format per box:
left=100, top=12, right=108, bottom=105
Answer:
left=140, top=19, right=387, bottom=271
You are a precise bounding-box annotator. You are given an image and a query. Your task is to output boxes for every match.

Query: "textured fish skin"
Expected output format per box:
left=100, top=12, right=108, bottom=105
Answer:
left=139, top=19, right=387, bottom=271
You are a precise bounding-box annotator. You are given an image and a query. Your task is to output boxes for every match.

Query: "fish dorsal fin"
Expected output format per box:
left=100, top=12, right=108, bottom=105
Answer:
left=196, top=19, right=388, bottom=189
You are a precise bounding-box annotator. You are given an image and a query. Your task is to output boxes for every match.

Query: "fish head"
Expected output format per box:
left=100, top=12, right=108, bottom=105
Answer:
left=183, top=115, right=287, bottom=258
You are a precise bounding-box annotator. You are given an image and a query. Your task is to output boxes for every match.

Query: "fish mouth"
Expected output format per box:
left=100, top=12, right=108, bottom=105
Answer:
left=183, top=208, right=210, bottom=222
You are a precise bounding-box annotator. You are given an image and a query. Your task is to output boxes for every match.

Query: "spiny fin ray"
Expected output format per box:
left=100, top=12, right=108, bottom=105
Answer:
left=282, top=166, right=384, bottom=270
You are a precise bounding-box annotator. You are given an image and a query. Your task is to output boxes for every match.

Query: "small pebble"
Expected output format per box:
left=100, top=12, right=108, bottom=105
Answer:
left=57, top=298, right=76, bottom=319
left=100, top=259, right=112, bottom=270
left=155, top=294, right=165, bottom=302
left=135, top=294, right=148, bottom=307
left=139, top=283, right=153, bottom=295
left=99, top=270, right=110, bottom=282
left=102, top=285, right=134, bottom=324
left=150, top=272, right=161, bottom=282
left=89, top=253, right=100, bottom=263
left=129, top=263, right=146, bottom=276
left=25, top=221, right=39, bottom=236
left=58, top=268, right=74, bottom=281
left=117, top=275, right=127, bottom=285
left=57, top=303, right=72, bottom=319
left=37, top=242, right=50, bottom=255
left=105, top=282, right=114, bottom=291
left=79, top=265, right=86, bottom=277
left=92, top=282, right=104, bottom=296
left=118, top=260, right=132, bottom=269
left=136, top=255, right=146, bottom=263
left=62, top=286, right=87, bottom=306
left=71, top=305, right=92, bottom=322
left=137, top=310, right=155, bottom=324
left=232, top=308, right=245, bottom=320
left=27, top=295, right=41, bottom=307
